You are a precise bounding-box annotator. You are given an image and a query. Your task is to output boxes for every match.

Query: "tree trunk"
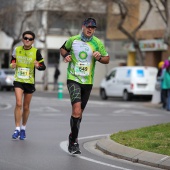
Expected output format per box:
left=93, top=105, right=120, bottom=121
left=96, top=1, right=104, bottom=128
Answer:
left=164, top=0, right=170, bottom=45
left=134, top=42, right=144, bottom=66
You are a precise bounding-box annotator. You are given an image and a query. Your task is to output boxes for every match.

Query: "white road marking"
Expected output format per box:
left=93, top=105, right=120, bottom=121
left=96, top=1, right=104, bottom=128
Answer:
left=131, top=110, right=148, bottom=115
left=31, top=107, right=60, bottom=112
left=111, top=109, right=153, bottom=116
left=0, top=103, right=12, bottom=110
left=83, top=113, right=99, bottom=116
left=60, top=135, right=133, bottom=170
left=38, top=113, right=64, bottom=116
left=113, top=109, right=125, bottom=113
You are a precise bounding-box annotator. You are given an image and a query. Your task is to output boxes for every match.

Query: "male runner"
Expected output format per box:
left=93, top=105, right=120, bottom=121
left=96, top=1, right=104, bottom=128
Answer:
left=60, top=17, right=110, bottom=154
left=10, top=31, right=46, bottom=140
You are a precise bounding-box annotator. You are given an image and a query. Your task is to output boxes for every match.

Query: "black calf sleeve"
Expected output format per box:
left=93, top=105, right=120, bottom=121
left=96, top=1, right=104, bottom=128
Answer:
left=70, top=116, right=81, bottom=142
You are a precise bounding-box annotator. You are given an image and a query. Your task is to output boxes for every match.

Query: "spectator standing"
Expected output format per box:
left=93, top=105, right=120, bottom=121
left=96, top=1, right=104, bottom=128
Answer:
left=161, top=60, right=170, bottom=110
left=157, top=61, right=164, bottom=104
left=53, top=64, right=60, bottom=91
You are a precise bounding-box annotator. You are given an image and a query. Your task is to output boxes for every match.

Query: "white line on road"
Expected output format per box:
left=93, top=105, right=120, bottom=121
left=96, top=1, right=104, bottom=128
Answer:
left=131, top=110, right=148, bottom=115
left=0, top=103, right=12, bottom=110
left=31, top=107, right=60, bottom=112
left=60, top=135, right=133, bottom=170
left=113, top=109, right=125, bottom=113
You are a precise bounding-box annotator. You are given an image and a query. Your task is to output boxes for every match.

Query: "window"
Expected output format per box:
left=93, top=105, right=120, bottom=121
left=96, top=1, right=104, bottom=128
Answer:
left=107, top=70, right=116, bottom=80
left=110, top=70, right=116, bottom=78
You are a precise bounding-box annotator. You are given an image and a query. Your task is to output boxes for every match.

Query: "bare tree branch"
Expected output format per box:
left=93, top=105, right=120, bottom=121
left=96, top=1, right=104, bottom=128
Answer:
left=133, top=0, right=152, bottom=35
left=153, top=0, right=167, bottom=24
left=112, top=0, right=153, bottom=65
left=116, top=1, right=134, bottom=40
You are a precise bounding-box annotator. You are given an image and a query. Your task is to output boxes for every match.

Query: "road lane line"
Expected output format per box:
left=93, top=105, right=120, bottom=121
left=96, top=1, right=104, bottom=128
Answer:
left=0, top=103, right=12, bottom=110
left=113, top=109, right=125, bottom=113
left=60, top=135, right=133, bottom=170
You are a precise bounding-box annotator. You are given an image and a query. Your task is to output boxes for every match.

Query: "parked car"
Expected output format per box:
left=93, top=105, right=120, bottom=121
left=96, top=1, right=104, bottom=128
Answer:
left=100, top=66, right=158, bottom=101
left=0, top=69, right=15, bottom=91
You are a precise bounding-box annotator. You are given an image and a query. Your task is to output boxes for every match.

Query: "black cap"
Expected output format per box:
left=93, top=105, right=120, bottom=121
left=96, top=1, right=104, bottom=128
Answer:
left=83, top=17, right=97, bottom=27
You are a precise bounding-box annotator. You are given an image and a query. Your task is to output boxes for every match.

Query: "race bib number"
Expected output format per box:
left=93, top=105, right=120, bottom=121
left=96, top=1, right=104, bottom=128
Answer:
left=17, top=68, right=30, bottom=79
left=75, top=62, right=90, bottom=76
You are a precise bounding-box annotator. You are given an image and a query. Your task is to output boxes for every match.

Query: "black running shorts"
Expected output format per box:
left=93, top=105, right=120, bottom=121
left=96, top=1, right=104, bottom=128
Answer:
left=13, top=81, right=36, bottom=94
left=67, top=80, right=92, bottom=110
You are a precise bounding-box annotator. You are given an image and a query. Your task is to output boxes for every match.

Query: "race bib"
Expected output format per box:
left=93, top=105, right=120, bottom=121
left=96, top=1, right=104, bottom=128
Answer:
left=17, top=68, right=30, bottom=79
left=75, top=62, right=90, bottom=76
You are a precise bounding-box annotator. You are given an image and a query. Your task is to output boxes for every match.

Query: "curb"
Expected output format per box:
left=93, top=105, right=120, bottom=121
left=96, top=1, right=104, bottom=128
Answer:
left=96, top=136, right=170, bottom=170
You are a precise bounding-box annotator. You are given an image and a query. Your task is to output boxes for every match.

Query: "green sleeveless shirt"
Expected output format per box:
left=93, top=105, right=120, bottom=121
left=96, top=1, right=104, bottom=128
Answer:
left=13, top=46, right=37, bottom=84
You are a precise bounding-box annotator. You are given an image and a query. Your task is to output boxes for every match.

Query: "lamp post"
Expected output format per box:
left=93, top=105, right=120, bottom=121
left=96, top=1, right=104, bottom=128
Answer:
left=41, top=11, right=48, bottom=90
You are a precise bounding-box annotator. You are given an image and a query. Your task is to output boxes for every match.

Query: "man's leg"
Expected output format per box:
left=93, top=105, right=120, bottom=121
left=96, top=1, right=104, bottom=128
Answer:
left=67, top=82, right=92, bottom=153
left=67, top=81, right=83, bottom=153
left=12, top=88, right=24, bottom=139
left=20, top=93, right=33, bottom=140
left=70, top=102, right=82, bottom=142
left=166, top=90, right=170, bottom=111
left=68, top=102, right=82, bottom=154
left=14, top=88, right=24, bottom=126
left=22, top=93, right=33, bottom=126
left=162, top=89, right=167, bottom=109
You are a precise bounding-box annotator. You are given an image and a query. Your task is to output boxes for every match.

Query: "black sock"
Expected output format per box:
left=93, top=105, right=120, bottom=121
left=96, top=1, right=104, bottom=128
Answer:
left=70, top=116, right=81, bottom=142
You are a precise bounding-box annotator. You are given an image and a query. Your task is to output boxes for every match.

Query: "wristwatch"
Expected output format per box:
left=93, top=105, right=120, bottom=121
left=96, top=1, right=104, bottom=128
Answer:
left=98, top=55, right=102, bottom=62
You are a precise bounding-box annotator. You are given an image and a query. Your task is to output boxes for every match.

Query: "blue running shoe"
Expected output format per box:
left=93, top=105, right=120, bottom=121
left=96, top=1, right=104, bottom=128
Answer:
left=12, top=130, right=20, bottom=139
left=20, top=129, right=26, bottom=140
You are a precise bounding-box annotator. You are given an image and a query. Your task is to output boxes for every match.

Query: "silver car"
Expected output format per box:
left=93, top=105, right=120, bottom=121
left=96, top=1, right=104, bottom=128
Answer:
left=0, top=69, right=15, bottom=91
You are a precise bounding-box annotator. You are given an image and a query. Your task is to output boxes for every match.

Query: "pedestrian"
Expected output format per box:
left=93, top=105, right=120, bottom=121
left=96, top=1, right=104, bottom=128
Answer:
left=10, top=31, right=46, bottom=140
left=157, top=61, right=164, bottom=104
left=158, top=60, right=169, bottom=109
left=53, top=64, right=60, bottom=91
left=162, top=60, right=170, bottom=110
left=60, top=17, right=110, bottom=154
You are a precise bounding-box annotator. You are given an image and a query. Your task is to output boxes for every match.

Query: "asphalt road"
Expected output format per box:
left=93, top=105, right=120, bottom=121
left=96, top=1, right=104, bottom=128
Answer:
left=0, top=91, right=169, bottom=170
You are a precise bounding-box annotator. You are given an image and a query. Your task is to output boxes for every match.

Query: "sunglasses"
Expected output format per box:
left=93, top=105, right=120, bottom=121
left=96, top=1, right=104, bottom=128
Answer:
left=23, top=37, right=34, bottom=41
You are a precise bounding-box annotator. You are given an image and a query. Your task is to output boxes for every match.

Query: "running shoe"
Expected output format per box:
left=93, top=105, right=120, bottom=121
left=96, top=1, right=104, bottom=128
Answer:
left=20, top=129, right=26, bottom=140
left=12, top=130, right=20, bottom=139
left=68, top=142, right=81, bottom=154
left=68, top=134, right=81, bottom=154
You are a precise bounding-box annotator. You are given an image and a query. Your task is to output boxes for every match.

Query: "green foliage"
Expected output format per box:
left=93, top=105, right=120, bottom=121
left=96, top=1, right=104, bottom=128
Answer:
left=110, top=122, right=170, bottom=156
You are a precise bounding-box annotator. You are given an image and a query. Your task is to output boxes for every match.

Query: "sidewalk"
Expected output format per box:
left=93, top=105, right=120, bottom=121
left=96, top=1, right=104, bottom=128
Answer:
left=96, top=136, right=170, bottom=170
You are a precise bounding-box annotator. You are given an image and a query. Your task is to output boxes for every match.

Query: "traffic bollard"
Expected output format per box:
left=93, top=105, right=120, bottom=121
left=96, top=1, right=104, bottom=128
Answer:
left=58, top=82, right=63, bottom=99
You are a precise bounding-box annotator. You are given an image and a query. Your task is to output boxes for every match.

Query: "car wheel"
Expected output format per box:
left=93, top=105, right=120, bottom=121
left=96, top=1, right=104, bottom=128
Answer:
left=100, top=88, right=108, bottom=100
left=123, top=90, right=131, bottom=101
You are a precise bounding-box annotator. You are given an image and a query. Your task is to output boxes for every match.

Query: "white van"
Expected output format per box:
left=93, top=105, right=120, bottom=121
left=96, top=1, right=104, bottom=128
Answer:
left=100, top=66, right=158, bottom=101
